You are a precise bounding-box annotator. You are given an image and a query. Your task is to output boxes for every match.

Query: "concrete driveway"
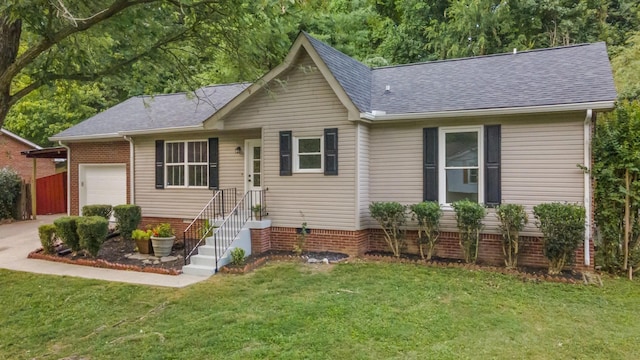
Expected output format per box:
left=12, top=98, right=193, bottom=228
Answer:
left=0, top=215, right=208, bottom=287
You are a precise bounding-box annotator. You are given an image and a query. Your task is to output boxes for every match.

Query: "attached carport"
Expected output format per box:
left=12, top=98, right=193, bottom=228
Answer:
left=21, top=146, right=67, bottom=219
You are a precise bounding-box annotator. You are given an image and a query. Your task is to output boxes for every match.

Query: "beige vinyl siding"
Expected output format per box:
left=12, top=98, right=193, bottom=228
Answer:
left=358, top=123, right=370, bottom=229
left=368, top=112, right=586, bottom=235
left=134, top=130, right=260, bottom=219
left=215, top=52, right=358, bottom=230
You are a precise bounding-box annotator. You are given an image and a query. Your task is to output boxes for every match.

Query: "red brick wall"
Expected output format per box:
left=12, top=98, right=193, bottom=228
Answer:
left=68, top=141, right=130, bottom=215
left=0, top=133, right=56, bottom=182
left=251, top=227, right=271, bottom=254
left=140, top=216, right=189, bottom=236
left=269, top=227, right=369, bottom=256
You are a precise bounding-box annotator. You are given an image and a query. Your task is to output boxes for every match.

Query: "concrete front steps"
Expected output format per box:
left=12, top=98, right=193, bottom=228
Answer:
left=182, top=228, right=252, bottom=276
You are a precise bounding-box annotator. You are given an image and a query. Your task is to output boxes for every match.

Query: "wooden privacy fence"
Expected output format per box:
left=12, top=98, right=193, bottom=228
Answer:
left=36, top=172, right=67, bottom=215
left=15, top=180, right=32, bottom=220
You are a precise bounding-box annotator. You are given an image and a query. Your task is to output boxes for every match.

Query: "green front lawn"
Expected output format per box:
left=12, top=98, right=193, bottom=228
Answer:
left=1, top=262, right=638, bottom=359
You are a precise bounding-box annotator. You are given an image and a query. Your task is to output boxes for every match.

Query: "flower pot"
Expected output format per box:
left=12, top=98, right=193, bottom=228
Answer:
left=135, top=238, right=151, bottom=254
left=151, top=236, right=175, bottom=257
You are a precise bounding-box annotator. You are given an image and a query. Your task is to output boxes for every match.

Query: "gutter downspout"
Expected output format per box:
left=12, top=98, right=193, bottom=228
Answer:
left=584, top=109, right=593, bottom=266
left=58, top=141, right=71, bottom=215
left=124, top=136, right=135, bottom=205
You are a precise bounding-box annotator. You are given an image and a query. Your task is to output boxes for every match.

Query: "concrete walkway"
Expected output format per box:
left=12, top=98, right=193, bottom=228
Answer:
left=0, top=215, right=209, bottom=287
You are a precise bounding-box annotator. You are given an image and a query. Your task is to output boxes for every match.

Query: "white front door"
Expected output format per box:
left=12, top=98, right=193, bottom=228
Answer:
left=245, top=139, right=262, bottom=195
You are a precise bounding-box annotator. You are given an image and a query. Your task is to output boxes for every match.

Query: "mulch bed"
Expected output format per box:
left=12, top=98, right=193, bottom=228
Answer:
left=28, top=235, right=184, bottom=275
left=28, top=237, right=594, bottom=285
left=362, top=250, right=587, bottom=284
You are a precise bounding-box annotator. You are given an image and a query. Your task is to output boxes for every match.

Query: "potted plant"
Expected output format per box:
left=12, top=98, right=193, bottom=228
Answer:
left=131, top=229, right=153, bottom=254
left=150, top=223, right=175, bottom=257
left=251, top=204, right=263, bottom=220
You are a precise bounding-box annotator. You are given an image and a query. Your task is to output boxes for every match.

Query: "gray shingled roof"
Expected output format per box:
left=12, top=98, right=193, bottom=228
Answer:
left=51, top=83, right=248, bottom=139
left=52, top=34, right=616, bottom=140
left=303, top=32, right=372, bottom=112
left=369, top=42, right=617, bottom=114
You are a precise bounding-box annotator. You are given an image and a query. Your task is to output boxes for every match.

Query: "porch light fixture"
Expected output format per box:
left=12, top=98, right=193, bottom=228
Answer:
left=235, top=146, right=242, bottom=154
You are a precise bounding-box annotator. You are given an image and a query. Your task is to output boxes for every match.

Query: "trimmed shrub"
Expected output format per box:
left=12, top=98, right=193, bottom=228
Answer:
left=77, top=216, right=109, bottom=257
left=369, top=202, right=407, bottom=257
left=533, top=203, right=585, bottom=275
left=81, top=204, right=113, bottom=220
left=0, top=167, right=21, bottom=220
left=54, top=216, right=81, bottom=252
left=410, top=201, right=442, bottom=260
left=451, top=200, right=486, bottom=263
left=38, top=224, right=57, bottom=254
left=495, top=204, right=528, bottom=268
left=113, top=205, right=141, bottom=240
left=230, top=247, right=246, bottom=266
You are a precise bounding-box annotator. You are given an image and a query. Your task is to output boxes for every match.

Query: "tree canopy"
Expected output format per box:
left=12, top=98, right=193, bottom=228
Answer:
left=2, top=0, right=639, bottom=145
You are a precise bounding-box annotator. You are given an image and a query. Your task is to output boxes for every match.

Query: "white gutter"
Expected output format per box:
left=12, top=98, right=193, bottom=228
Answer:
left=123, top=136, right=135, bottom=205
left=584, top=109, right=593, bottom=266
left=360, top=101, right=615, bottom=121
left=50, top=133, right=121, bottom=142
left=58, top=141, right=71, bottom=216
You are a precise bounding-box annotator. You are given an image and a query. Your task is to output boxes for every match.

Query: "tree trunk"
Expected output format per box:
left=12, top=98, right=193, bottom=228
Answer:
left=0, top=15, right=21, bottom=129
left=624, top=169, right=630, bottom=270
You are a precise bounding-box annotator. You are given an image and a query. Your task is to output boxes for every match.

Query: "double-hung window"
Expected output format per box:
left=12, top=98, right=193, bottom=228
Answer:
left=294, top=137, right=323, bottom=172
left=439, top=126, right=483, bottom=204
left=165, top=140, right=208, bottom=187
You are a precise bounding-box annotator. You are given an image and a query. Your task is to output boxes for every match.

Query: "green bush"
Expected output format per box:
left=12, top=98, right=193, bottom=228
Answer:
left=230, top=247, right=246, bottom=266
left=38, top=224, right=57, bottom=254
left=533, top=203, right=585, bottom=275
left=113, top=205, right=141, bottom=240
left=451, top=200, right=486, bottom=263
left=495, top=204, right=528, bottom=268
left=81, top=204, right=113, bottom=220
left=369, top=202, right=407, bottom=257
left=0, top=167, right=21, bottom=220
left=77, top=216, right=109, bottom=257
left=410, top=201, right=442, bottom=260
left=54, top=216, right=81, bottom=252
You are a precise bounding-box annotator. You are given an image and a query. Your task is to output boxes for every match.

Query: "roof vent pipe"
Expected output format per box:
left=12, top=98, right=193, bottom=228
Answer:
left=513, top=48, right=517, bottom=54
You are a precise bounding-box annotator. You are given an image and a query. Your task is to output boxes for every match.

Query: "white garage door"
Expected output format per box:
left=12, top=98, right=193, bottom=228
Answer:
left=80, top=164, right=127, bottom=216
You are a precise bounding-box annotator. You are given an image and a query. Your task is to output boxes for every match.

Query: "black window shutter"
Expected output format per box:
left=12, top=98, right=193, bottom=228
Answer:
left=423, top=128, right=438, bottom=201
left=324, top=128, right=338, bottom=175
left=208, top=137, right=219, bottom=189
left=280, top=131, right=292, bottom=176
left=155, top=140, right=164, bottom=189
left=484, top=125, right=501, bottom=206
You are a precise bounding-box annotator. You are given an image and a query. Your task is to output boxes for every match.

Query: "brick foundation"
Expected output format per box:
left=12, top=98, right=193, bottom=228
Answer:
left=137, top=215, right=594, bottom=271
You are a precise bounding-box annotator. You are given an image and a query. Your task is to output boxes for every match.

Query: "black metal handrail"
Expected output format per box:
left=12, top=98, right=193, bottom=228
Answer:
left=198, top=189, right=265, bottom=271
left=184, top=188, right=237, bottom=265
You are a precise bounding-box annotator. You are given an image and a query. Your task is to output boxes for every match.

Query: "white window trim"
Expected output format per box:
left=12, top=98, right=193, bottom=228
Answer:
left=294, top=136, right=323, bottom=173
left=165, top=140, right=209, bottom=189
left=438, top=126, right=484, bottom=206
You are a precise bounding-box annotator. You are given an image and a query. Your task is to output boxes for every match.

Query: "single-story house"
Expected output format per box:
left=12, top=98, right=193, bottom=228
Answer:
left=51, top=32, right=617, bottom=275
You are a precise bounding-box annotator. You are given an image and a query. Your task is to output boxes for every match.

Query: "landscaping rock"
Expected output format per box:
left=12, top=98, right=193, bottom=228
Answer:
left=160, top=256, right=178, bottom=263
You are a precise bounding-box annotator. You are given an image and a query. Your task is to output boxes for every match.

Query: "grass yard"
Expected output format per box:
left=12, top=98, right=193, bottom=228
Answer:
left=1, top=261, right=639, bottom=359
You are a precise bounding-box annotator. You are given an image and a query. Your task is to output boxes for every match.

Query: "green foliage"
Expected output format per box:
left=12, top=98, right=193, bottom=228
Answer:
left=230, top=247, right=246, bottom=266
left=495, top=204, right=529, bottom=268
left=451, top=200, right=486, bottom=263
left=0, top=167, right=21, bottom=220
left=131, top=229, right=152, bottom=241
left=81, top=204, right=112, bottom=220
left=410, top=201, right=442, bottom=260
left=533, top=203, right=585, bottom=275
left=112, top=205, right=141, bottom=240
left=53, top=216, right=81, bottom=252
left=38, top=224, right=57, bottom=255
left=592, top=101, right=640, bottom=275
left=293, top=222, right=308, bottom=256
left=152, top=223, right=174, bottom=238
left=369, top=201, right=407, bottom=257
left=76, top=216, right=109, bottom=257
